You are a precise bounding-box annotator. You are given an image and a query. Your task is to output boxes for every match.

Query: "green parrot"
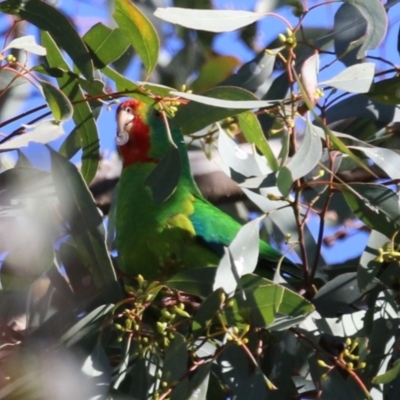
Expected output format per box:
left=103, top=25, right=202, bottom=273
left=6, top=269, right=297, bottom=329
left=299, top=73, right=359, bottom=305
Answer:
left=115, top=99, right=299, bottom=280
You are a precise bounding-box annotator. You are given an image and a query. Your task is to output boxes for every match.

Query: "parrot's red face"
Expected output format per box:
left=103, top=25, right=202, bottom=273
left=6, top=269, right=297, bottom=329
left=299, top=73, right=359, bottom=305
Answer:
left=116, top=99, right=154, bottom=166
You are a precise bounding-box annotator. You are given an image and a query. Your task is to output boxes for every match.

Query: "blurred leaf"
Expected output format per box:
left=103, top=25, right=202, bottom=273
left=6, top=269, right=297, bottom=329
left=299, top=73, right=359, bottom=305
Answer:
left=0, top=0, right=94, bottom=80
left=238, top=111, right=279, bottom=171
left=325, top=93, right=398, bottom=125
left=352, top=146, right=400, bottom=179
left=301, top=53, right=319, bottom=106
left=224, top=275, right=313, bottom=327
left=154, top=7, right=263, bottom=32
left=1, top=242, right=54, bottom=291
left=358, top=231, right=387, bottom=292
left=172, top=89, right=275, bottom=109
left=192, top=288, right=224, bottom=337
left=320, top=62, right=374, bottom=93
left=186, top=363, right=211, bottom=400
left=368, top=76, right=400, bottom=105
left=191, top=55, right=241, bottom=93
left=214, top=216, right=263, bottom=295
left=220, top=51, right=276, bottom=94
left=42, top=31, right=99, bottom=184
left=218, top=344, right=271, bottom=396
left=145, top=144, right=181, bottom=204
left=217, top=126, right=264, bottom=178
left=333, top=3, right=367, bottom=66
left=286, top=116, right=323, bottom=180
left=50, top=149, right=117, bottom=293
left=38, top=80, right=73, bottom=121
left=173, top=87, right=271, bottom=134
left=313, top=272, right=377, bottom=317
left=277, top=115, right=322, bottom=197
left=0, top=120, right=65, bottom=151
left=345, top=0, right=387, bottom=58
left=162, top=333, right=188, bottom=392
left=167, top=267, right=215, bottom=297
left=4, top=35, right=46, bottom=55
left=114, top=0, right=160, bottom=78
left=343, top=183, right=400, bottom=239
left=83, top=23, right=130, bottom=68
left=373, top=359, right=400, bottom=384
left=0, top=69, right=28, bottom=91
left=60, top=304, right=114, bottom=347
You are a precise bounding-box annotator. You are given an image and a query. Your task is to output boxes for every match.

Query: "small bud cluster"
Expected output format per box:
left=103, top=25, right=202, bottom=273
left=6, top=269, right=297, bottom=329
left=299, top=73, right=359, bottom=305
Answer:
left=0, top=54, right=16, bottom=63
left=318, top=337, right=366, bottom=380
left=375, top=240, right=400, bottom=264
left=278, top=28, right=297, bottom=49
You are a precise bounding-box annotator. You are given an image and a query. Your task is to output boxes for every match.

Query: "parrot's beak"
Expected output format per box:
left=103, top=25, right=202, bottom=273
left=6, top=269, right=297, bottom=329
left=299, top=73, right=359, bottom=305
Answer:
left=116, top=108, right=134, bottom=145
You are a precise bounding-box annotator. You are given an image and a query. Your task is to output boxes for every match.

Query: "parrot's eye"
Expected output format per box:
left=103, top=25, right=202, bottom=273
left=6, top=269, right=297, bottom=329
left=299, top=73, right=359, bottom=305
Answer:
left=125, top=106, right=132, bottom=114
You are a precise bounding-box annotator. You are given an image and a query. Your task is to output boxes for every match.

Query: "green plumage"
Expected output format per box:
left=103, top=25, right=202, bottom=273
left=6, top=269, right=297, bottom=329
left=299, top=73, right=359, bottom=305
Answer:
left=115, top=101, right=291, bottom=280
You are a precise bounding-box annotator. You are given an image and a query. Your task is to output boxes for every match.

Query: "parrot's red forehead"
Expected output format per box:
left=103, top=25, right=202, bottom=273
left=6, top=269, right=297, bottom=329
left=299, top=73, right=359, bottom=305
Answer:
left=117, top=99, right=141, bottom=114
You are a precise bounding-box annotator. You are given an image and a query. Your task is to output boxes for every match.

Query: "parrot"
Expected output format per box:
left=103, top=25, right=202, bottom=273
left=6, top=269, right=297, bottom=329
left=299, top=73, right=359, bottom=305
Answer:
left=114, top=99, right=300, bottom=280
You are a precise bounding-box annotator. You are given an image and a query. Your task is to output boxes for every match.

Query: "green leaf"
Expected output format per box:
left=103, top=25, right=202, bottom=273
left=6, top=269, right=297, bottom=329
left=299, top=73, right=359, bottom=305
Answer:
left=342, top=183, right=400, bottom=239
left=217, top=126, right=264, bottom=177
left=0, top=0, right=94, bottom=80
left=237, top=111, right=279, bottom=171
left=172, top=89, right=275, bottom=109
left=38, top=80, right=73, bottom=121
left=167, top=267, right=216, bottom=298
left=224, top=275, right=313, bottom=327
left=313, top=272, right=377, bottom=317
left=0, top=69, right=28, bottom=91
left=42, top=31, right=99, bottom=184
left=173, top=87, right=270, bottom=134
left=358, top=230, right=388, bottom=292
left=190, top=55, right=241, bottom=93
left=345, top=0, right=388, bottom=58
left=50, top=149, right=117, bottom=293
left=186, top=363, right=211, bottom=400
left=277, top=114, right=323, bottom=196
left=154, top=8, right=263, bottom=32
left=1, top=244, right=54, bottom=291
left=192, top=288, right=225, bottom=338
left=162, top=333, right=188, bottom=389
left=214, top=217, right=263, bottom=295
left=368, top=76, right=400, bottom=105
left=372, top=359, right=400, bottom=384
left=320, top=62, right=375, bottom=93
left=114, top=0, right=160, bottom=78
left=83, top=23, right=130, bottom=68
left=144, top=144, right=181, bottom=204
left=60, top=304, right=114, bottom=347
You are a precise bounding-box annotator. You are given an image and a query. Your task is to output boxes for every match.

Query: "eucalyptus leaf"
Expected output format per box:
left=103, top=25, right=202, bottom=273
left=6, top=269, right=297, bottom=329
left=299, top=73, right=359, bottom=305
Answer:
left=154, top=7, right=263, bottom=32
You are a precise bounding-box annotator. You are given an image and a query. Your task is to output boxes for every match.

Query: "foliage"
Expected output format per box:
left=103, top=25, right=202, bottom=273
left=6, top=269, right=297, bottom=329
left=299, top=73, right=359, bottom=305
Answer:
left=0, top=0, right=400, bottom=399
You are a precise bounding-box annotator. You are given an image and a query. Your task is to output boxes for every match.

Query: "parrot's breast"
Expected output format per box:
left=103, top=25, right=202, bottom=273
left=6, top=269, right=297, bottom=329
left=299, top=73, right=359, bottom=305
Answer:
left=115, top=163, right=219, bottom=279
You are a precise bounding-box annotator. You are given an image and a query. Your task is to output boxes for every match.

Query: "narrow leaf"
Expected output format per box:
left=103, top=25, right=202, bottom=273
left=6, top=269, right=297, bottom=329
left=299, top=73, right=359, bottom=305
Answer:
left=4, top=35, right=46, bottom=55
left=320, top=63, right=375, bottom=93
left=38, top=80, right=73, bottom=121
left=285, top=114, right=323, bottom=181
left=154, top=8, right=263, bottom=32
left=213, top=217, right=263, bottom=295
left=42, top=32, right=99, bottom=184
left=237, top=111, right=279, bottom=171
left=114, top=0, right=159, bottom=77
left=345, top=0, right=388, bottom=58
left=0, top=120, right=65, bottom=151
